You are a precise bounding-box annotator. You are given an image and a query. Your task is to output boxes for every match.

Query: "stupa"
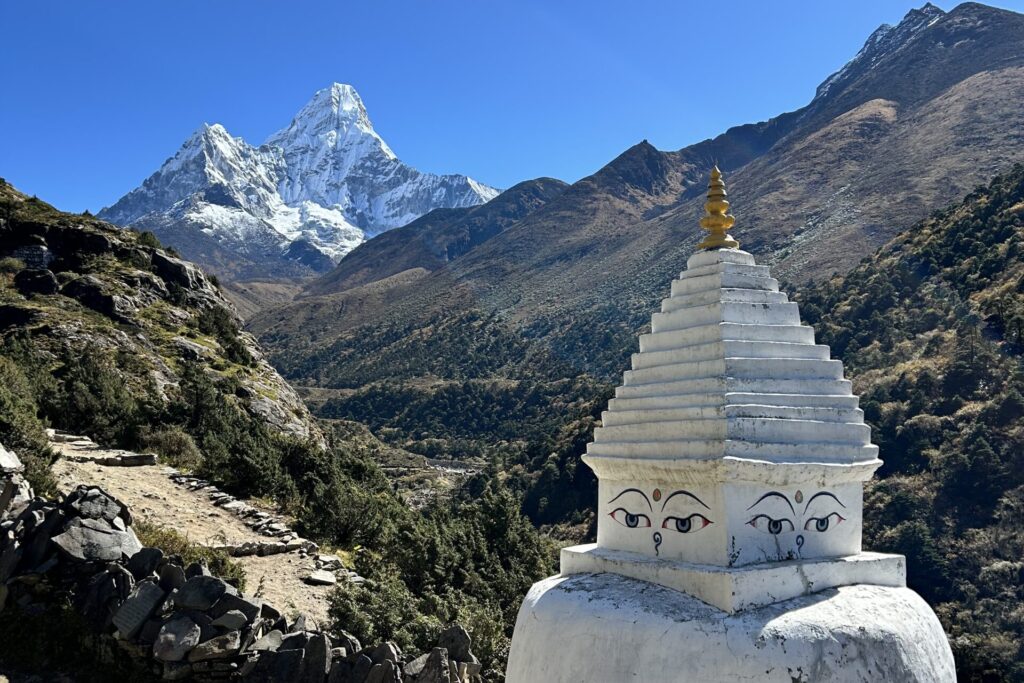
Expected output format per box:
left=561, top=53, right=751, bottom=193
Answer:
left=505, top=167, right=955, bottom=682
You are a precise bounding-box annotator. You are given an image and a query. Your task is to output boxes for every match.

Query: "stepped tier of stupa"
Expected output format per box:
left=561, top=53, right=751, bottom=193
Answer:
left=505, top=167, right=955, bottom=682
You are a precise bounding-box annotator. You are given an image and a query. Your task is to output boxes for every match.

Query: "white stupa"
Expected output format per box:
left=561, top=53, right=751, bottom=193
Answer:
left=506, top=168, right=955, bottom=682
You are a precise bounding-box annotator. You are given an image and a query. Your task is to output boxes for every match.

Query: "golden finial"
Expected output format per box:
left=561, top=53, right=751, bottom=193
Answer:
left=697, top=165, right=739, bottom=250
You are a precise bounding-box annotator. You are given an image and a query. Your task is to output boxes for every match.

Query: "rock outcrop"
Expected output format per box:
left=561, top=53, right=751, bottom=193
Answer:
left=0, top=484, right=481, bottom=682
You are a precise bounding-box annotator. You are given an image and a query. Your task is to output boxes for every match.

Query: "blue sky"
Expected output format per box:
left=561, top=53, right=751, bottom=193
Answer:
left=3, top=1, right=1023, bottom=213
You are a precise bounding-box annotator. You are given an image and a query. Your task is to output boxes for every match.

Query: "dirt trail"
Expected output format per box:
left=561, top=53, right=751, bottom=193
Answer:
left=52, top=441, right=338, bottom=627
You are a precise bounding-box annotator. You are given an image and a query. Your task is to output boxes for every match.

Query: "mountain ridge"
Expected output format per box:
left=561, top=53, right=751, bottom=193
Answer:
left=98, top=83, right=499, bottom=279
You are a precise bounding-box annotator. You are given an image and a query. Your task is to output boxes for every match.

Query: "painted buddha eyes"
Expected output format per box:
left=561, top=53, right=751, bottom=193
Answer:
left=609, top=507, right=651, bottom=528
left=662, top=514, right=712, bottom=534
left=607, top=488, right=713, bottom=537
left=804, top=512, right=845, bottom=532
left=746, top=491, right=846, bottom=536
left=747, top=514, right=794, bottom=535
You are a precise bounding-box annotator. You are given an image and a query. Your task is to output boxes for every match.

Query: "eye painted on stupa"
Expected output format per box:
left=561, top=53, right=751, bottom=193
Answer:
left=746, top=491, right=796, bottom=535
left=747, top=514, right=795, bottom=535
left=661, top=513, right=712, bottom=534
left=609, top=507, right=652, bottom=528
left=801, top=491, right=847, bottom=533
left=803, top=512, right=845, bottom=532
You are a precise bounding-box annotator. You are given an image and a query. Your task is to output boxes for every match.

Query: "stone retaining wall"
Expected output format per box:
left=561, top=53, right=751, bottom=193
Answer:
left=0, top=484, right=482, bottom=682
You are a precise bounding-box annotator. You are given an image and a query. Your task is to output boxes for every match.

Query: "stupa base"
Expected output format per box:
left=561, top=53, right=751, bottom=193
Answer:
left=505, top=572, right=954, bottom=683
left=561, top=544, right=906, bottom=612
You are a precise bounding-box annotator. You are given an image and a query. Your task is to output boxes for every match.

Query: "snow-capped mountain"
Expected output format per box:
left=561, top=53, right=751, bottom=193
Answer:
left=814, top=3, right=945, bottom=100
left=99, top=83, right=499, bottom=278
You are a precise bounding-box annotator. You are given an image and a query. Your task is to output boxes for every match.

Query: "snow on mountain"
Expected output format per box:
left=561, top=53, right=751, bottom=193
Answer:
left=814, top=3, right=945, bottom=100
left=99, top=84, right=499, bottom=277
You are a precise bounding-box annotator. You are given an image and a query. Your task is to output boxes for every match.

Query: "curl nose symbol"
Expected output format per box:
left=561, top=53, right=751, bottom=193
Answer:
left=653, top=531, right=663, bottom=556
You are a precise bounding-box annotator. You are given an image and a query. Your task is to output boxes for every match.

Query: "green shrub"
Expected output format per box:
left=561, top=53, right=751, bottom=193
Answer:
left=138, top=426, right=202, bottom=470
left=133, top=520, right=246, bottom=590
left=0, top=356, right=58, bottom=495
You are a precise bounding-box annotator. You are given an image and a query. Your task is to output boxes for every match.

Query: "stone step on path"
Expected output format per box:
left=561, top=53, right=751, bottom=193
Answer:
left=48, top=430, right=367, bottom=592
left=47, top=429, right=158, bottom=466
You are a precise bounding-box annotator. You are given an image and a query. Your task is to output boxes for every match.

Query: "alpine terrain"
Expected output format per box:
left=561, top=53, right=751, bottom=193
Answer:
left=98, top=83, right=499, bottom=279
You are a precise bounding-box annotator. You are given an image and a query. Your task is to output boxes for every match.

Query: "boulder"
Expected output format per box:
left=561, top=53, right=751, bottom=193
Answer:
left=438, top=624, right=473, bottom=662
left=364, top=660, right=401, bottom=683
left=127, top=547, right=164, bottom=580
left=302, top=633, right=332, bottom=683
left=153, top=615, right=201, bottom=662
left=51, top=517, right=139, bottom=562
left=414, top=648, right=452, bottom=683
left=370, top=641, right=400, bottom=664
left=248, top=629, right=284, bottom=653
left=211, top=609, right=249, bottom=631
left=331, top=630, right=361, bottom=657
left=174, top=575, right=227, bottom=610
left=209, top=593, right=262, bottom=623
left=242, top=648, right=304, bottom=682
left=113, top=580, right=166, bottom=640
left=158, top=562, right=186, bottom=592
left=187, top=630, right=241, bottom=662
left=13, top=269, right=59, bottom=296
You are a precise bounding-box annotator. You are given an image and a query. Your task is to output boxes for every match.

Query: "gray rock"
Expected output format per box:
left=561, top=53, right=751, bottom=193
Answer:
left=185, top=561, right=211, bottom=579
left=403, top=652, right=431, bottom=678
left=153, top=615, right=201, bottom=662
left=127, top=547, right=164, bottom=580
left=371, top=641, right=400, bottom=664
left=414, top=648, right=452, bottom=683
left=139, top=618, right=163, bottom=645
left=364, top=659, right=401, bottom=683
left=159, top=562, right=186, bottom=591
left=302, top=633, right=332, bottom=683
left=248, top=629, right=284, bottom=652
left=438, top=624, right=473, bottom=662
left=305, top=569, right=337, bottom=586
left=350, top=654, right=373, bottom=683
left=210, top=593, right=262, bottom=623
left=279, top=631, right=312, bottom=651
left=112, top=580, right=165, bottom=639
left=51, top=518, right=133, bottom=562
left=242, top=648, right=304, bottom=682
left=211, top=609, right=249, bottom=630
left=14, top=268, right=59, bottom=296
left=332, top=630, right=361, bottom=656
left=187, top=630, right=241, bottom=662
left=174, top=575, right=227, bottom=610
left=327, top=659, right=353, bottom=683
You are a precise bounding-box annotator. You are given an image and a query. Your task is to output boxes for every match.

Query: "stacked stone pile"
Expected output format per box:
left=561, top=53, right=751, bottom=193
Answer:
left=0, top=443, right=32, bottom=513
left=0, top=484, right=482, bottom=682
left=48, top=430, right=158, bottom=467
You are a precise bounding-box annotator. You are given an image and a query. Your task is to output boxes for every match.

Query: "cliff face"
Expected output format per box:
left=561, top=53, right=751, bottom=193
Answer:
left=0, top=178, right=320, bottom=443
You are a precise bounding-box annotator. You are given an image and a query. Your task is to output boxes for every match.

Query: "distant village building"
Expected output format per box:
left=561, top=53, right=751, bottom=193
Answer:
left=505, top=168, right=955, bottom=682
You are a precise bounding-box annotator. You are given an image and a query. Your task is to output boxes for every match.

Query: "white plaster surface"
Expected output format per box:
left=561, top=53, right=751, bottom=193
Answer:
left=560, top=544, right=904, bottom=612
left=505, top=573, right=956, bottom=683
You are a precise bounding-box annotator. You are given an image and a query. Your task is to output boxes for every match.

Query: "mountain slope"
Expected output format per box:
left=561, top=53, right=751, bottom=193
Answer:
left=305, top=177, right=567, bottom=296
left=99, top=84, right=499, bottom=279
left=254, top=2, right=1024, bottom=381
left=795, top=163, right=1024, bottom=680
left=0, top=178, right=319, bottom=444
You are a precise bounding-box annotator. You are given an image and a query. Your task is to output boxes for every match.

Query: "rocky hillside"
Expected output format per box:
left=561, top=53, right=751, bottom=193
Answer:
left=0, top=178, right=319, bottom=445
left=99, top=84, right=499, bottom=279
left=253, top=2, right=1024, bottom=384
left=794, top=163, right=1024, bottom=679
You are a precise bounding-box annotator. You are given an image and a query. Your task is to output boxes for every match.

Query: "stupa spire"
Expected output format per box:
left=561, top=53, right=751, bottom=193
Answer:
left=697, top=165, right=740, bottom=250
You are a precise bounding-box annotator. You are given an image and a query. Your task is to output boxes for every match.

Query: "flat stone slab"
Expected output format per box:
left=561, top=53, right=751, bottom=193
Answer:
left=560, top=543, right=905, bottom=613
left=305, top=569, right=337, bottom=586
